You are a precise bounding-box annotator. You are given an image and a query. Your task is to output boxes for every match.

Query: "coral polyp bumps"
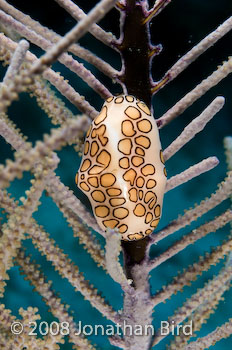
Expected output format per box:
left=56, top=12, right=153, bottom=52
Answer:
left=76, top=95, right=167, bottom=240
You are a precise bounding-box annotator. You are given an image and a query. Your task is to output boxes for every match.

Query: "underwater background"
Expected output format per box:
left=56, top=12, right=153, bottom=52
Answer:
left=0, top=0, right=232, bottom=349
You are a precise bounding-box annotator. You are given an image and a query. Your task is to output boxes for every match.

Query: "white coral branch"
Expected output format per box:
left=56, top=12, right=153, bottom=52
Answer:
left=143, top=0, right=172, bottom=24
left=153, top=266, right=232, bottom=347
left=224, top=136, right=232, bottom=174
left=105, top=229, right=131, bottom=288
left=163, top=96, right=224, bottom=161
left=0, top=0, right=118, bottom=78
left=0, top=189, right=119, bottom=324
left=0, top=33, right=98, bottom=118
left=155, top=16, right=232, bottom=91
left=148, top=209, right=232, bottom=271
left=2, top=39, right=29, bottom=84
left=0, top=9, right=111, bottom=99
left=54, top=0, right=116, bottom=46
left=165, top=157, right=219, bottom=193
left=0, top=112, right=102, bottom=236
left=150, top=171, right=232, bottom=245
left=185, top=319, right=232, bottom=350
left=16, top=249, right=96, bottom=350
left=31, top=0, right=118, bottom=74
left=158, top=56, right=232, bottom=128
left=0, top=155, right=58, bottom=296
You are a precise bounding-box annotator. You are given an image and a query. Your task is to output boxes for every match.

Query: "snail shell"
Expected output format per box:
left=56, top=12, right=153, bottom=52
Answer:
left=76, top=95, right=167, bottom=241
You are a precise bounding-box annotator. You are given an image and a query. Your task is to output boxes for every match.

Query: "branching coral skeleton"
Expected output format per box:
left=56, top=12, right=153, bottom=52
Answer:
left=0, top=0, right=231, bottom=349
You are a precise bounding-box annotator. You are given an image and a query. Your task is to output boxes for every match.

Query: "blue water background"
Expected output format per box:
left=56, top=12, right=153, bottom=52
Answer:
left=0, top=0, right=232, bottom=349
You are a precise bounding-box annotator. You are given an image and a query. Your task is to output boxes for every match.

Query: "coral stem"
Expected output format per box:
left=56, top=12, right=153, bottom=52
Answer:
left=2, top=39, right=29, bottom=84
left=143, top=0, right=172, bottom=24
left=54, top=0, right=116, bottom=46
left=148, top=209, right=232, bottom=271
left=163, top=96, right=224, bottom=161
left=31, top=0, right=117, bottom=74
left=152, top=16, right=232, bottom=94
left=149, top=171, right=232, bottom=246
left=0, top=9, right=111, bottom=99
left=165, top=157, right=219, bottom=193
left=157, top=56, right=232, bottom=128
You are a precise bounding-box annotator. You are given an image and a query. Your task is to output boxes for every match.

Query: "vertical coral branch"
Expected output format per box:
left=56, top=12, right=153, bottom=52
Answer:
left=105, top=229, right=131, bottom=288
left=116, top=0, right=156, bottom=105
left=2, top=39, right=29, bottom=85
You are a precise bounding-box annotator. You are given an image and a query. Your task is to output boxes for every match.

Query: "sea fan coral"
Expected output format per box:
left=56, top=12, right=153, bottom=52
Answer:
left=0, top=1, right=231, bottom=349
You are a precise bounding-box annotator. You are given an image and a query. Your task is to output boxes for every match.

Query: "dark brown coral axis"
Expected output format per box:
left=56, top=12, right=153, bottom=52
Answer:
left=114, top=0, right=161, bottom=277
left=115, top=0, right=160, bottom=107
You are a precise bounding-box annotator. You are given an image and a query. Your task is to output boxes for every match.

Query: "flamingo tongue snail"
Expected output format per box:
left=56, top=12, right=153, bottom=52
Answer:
left=75, top=95, right=167, bottom=241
